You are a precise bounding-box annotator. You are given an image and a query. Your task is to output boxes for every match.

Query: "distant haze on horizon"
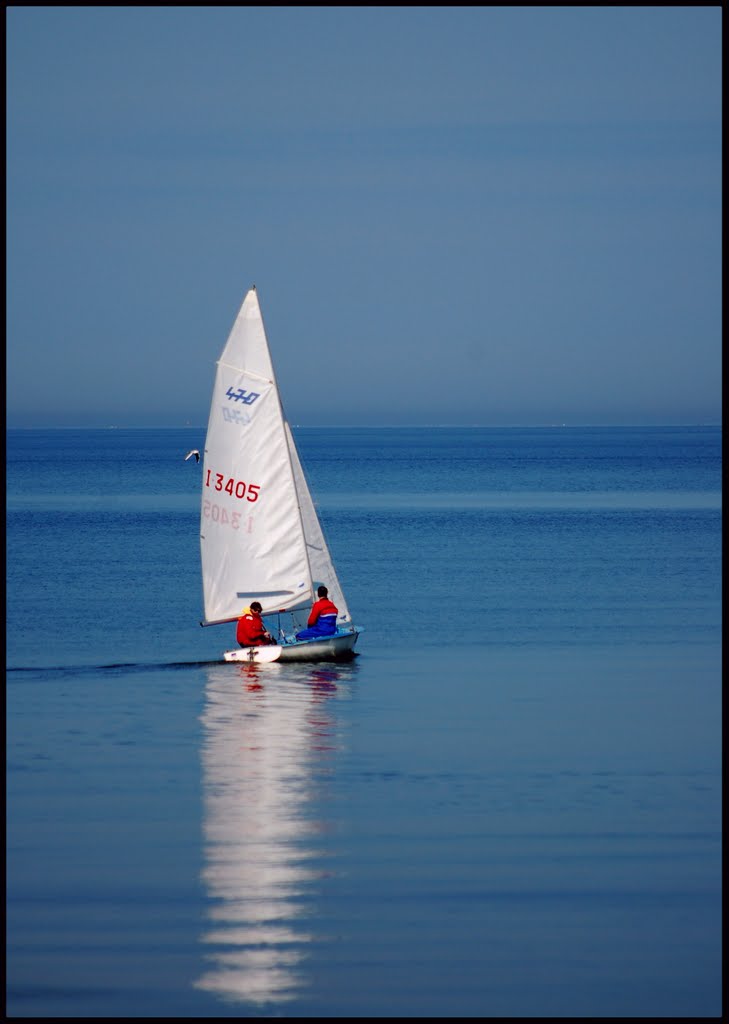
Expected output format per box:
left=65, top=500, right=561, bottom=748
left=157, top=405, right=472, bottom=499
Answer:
left=6, top=7, right=721, bottom=430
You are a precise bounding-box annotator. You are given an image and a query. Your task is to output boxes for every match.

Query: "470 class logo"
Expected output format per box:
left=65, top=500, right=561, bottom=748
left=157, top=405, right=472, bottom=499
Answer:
left=226, top=386, right=260, bottom=405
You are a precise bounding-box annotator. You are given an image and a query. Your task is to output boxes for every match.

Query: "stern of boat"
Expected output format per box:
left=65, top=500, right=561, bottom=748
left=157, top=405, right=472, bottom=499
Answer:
left=277, top=628, right=361, bottom=663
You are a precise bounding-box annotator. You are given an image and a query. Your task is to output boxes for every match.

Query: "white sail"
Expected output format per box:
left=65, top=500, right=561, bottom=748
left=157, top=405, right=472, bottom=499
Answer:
left=196, top=284, right=350, bottom=634
left=200, top=289, right=314, bottom=624
left=285, top=421, right=351, bottom=624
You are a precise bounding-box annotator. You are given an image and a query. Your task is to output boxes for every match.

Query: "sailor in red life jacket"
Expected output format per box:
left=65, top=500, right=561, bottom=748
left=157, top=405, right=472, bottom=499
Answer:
left=295, top=585, right=338, bottom=640
left=237, top=601, right=275, bottom=647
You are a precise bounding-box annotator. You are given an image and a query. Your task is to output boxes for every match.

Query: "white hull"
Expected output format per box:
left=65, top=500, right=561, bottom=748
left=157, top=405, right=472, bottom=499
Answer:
left=224, top=630, right=359, bottom=664
left=279, top=631, right=359, bottom=662
left=223, top=645, right=283, bottom=664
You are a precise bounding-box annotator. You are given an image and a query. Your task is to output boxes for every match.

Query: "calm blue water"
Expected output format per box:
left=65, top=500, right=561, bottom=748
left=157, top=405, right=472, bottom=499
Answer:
left=6, top=426, right=722, bottom=1017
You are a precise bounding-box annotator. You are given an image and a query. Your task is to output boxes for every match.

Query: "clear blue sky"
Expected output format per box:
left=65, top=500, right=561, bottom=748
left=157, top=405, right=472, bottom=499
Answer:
left=6, top=6, right=722, bottom=427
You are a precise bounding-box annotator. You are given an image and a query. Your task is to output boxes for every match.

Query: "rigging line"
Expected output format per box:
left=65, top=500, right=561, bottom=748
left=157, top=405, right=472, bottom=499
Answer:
left=215, top=361, right=273, bottom=384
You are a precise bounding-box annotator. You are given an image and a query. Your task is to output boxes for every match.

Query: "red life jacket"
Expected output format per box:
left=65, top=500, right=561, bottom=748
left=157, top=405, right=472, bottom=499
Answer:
left=236, top=611, right=270, bottom=646
left=307, top=597, right=338, bottom=627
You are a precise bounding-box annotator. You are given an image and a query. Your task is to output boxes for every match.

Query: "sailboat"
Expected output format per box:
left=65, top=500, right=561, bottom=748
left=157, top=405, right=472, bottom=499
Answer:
left=199, top=287, right=361, bottom=663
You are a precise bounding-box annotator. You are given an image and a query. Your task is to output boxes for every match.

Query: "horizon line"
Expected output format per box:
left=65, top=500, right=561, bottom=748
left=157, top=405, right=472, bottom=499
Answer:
left=5, top=421, right=722, bottom=431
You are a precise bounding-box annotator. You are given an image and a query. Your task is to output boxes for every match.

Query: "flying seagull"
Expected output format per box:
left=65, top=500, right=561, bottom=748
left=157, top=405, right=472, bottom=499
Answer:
left=184, top=450, right=201, bottom=463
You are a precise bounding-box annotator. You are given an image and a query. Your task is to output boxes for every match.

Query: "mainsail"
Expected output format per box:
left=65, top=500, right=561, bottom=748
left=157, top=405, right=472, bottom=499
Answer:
left=200, top=288, right=346, bottom=627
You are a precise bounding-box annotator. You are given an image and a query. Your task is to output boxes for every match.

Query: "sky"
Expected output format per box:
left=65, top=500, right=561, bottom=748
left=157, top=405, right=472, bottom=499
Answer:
left=6, top=6, right=722, bottom=428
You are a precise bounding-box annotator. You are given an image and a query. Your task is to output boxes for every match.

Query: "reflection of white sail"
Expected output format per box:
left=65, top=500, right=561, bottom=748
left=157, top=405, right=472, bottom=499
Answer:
left=195, top=662, right=349, bottom=1006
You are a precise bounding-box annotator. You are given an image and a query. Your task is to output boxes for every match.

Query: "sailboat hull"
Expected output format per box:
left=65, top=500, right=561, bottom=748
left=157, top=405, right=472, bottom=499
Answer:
left=223, top=630, right=359, bottom=664
left=278, top=630, right=359, bottom=662
left=223, top=645, right=283, bottom=664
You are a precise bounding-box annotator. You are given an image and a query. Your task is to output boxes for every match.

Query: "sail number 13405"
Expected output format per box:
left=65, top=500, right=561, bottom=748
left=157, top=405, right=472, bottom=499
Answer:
left=205, top=469, right=260, bottom=502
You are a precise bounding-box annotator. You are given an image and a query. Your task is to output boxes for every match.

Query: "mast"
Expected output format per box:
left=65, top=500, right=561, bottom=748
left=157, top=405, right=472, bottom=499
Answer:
left=256, top=292, right=316, bottom=609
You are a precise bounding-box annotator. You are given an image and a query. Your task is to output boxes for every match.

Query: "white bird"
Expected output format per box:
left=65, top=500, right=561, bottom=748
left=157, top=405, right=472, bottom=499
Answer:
left=184, top=450, right=201, bottom=463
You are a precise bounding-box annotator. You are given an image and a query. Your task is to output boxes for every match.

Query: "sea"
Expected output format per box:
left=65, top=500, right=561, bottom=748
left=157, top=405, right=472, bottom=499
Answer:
left=5, top=425, right=722, bottom=1019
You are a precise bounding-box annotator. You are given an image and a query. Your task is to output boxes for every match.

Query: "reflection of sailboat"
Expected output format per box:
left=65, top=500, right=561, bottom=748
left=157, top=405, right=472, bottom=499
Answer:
left=198, top=287, right=362, bottom=663
left=195, top=662, right=353, bottom=1006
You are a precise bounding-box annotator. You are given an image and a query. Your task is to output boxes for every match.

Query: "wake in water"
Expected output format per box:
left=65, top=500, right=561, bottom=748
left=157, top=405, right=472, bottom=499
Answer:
left=6, top=659, right=238, bottom=677
left=7, top=652, right=362, bottom=679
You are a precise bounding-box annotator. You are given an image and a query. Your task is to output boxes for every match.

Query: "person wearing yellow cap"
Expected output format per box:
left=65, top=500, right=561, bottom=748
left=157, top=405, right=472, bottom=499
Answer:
left=236, top=601, right=275, bottom=648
